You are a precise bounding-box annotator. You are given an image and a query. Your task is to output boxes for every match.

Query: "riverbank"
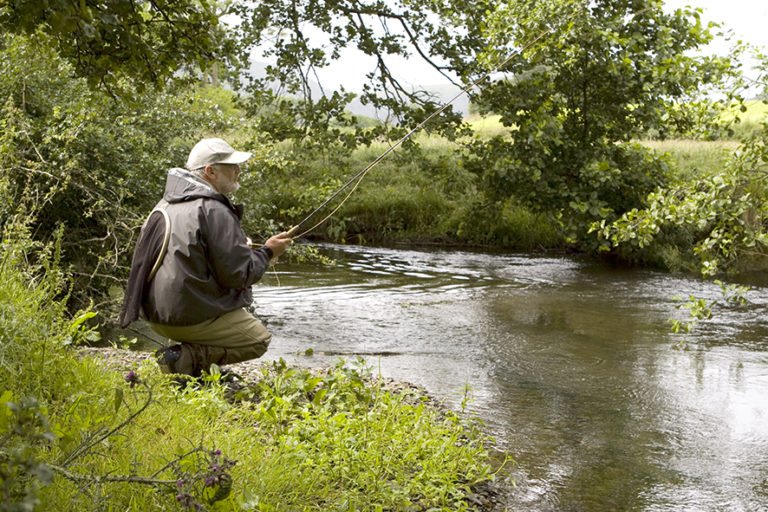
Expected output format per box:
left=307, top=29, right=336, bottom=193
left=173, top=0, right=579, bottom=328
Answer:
left=77, top=346, right=505, bottom=510
left=0, top=232, right=501, bottom=511
left=15, top=345, right=501, bottom=510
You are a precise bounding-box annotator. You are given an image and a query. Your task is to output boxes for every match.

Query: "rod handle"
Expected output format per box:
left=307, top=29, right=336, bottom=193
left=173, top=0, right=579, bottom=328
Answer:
left=287, top=225, right=300, bottom=238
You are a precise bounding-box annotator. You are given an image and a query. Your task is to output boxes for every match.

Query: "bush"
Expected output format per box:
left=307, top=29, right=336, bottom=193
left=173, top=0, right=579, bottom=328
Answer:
left=595, top=125, right=768, bottom=276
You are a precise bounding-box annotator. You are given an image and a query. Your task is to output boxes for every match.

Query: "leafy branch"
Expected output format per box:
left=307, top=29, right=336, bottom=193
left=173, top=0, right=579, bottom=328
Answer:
left=670, top=280, right=751, bottom=347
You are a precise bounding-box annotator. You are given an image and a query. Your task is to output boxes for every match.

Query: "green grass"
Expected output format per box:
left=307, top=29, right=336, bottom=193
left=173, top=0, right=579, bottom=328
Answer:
left=464, top=115, right=509, bottom=139
left=31, top=360, right=494, bottom=511
left=639, top=139, right=739, bottom=181
left=721, top=99, right=768, bottom=139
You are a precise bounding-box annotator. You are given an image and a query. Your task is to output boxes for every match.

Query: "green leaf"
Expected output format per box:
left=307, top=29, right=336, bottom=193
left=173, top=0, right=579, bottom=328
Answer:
left=312, top=388, right=328, bottom=406
left=114, top=388, right=123, bottom=414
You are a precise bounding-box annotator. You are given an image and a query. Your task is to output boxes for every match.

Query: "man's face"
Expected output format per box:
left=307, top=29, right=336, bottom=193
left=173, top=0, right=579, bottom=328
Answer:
left=209, top=163, right=241, bottom=195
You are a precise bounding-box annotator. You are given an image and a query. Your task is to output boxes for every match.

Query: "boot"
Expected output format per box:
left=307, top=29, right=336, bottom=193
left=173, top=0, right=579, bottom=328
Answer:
left=196, top=345, right=230, bottom=374
left=155, top=344, right=201, bottom=377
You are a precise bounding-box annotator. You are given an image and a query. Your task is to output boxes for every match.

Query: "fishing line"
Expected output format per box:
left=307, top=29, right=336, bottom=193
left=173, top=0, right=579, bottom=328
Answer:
left=286, top=27, right=554, bottom=240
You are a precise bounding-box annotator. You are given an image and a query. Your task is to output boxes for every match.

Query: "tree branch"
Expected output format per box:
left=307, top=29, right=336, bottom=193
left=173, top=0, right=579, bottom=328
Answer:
left=50, top=464, right=177, bottom=487
left=59, top=383, right=153, bottom=467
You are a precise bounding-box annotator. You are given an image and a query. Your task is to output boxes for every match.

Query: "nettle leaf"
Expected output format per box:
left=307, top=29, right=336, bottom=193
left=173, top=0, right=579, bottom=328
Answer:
left=312, top=388, right=328, bottom=406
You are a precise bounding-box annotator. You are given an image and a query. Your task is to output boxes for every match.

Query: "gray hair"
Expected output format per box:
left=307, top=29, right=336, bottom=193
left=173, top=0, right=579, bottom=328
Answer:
left=190, top=168, right=206, bottom=180
left=191, top=163, right=229, bottom=179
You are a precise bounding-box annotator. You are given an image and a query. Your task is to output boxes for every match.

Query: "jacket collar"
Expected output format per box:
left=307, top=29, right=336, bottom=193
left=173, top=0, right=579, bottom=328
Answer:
left=163, top=168, right=243, bottom=219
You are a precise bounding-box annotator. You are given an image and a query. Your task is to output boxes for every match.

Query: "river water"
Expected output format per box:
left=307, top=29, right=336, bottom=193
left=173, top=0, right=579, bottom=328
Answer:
left=252, top=243, right=767, bottom=511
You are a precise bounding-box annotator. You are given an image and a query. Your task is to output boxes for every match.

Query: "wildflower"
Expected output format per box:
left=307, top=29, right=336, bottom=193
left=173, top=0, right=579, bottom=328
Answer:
left=176, top=492, right=198, bottom=510
left=124, top=370, right=139, bottom=388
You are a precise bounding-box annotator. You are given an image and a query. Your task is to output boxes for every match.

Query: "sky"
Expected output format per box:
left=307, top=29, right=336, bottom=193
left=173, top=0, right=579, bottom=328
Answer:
left=309, top=0, right=768, bottom=92
left=673, top=0, right=768, bottom=50
left=669, top=0, right=768, bottom=60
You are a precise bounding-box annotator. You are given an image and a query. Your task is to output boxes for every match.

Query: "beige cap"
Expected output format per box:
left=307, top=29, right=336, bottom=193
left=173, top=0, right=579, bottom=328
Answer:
left=185, top=138, right=252, bottom=170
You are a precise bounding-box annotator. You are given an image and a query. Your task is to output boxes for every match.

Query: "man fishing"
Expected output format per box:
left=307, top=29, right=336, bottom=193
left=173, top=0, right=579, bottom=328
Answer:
left=118, top=137, right=293, bottom=378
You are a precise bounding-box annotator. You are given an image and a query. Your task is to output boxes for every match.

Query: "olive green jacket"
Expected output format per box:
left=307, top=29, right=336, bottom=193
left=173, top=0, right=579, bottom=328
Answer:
left=119, top=168, right=272, bottom=327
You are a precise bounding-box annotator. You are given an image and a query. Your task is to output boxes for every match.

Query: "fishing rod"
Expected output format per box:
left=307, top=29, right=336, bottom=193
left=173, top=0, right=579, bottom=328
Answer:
left=286, top=28, right=553, bottom=240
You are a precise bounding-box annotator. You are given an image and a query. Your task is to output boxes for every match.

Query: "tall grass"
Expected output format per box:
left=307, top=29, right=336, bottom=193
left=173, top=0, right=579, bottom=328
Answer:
left=640, top=139, right=739, bottom=182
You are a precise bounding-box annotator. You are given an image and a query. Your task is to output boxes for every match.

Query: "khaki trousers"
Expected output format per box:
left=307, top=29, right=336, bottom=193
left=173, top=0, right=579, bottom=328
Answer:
left=148, top=308, right=271, bottom=375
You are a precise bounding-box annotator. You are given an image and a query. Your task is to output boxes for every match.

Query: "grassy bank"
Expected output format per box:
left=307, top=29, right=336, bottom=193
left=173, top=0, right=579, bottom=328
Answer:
left=0, top=229, right=498, bottom=511
left=639, top=139, right=739, bottom=181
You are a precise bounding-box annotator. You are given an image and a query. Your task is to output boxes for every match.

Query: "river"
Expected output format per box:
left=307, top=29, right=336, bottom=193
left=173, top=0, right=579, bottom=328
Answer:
left=249, top=243, right=768, bottom=511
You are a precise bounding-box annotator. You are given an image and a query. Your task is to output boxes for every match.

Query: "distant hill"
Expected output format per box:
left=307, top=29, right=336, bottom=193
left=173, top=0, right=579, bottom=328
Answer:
left=344, top=83, right=470, bottom=120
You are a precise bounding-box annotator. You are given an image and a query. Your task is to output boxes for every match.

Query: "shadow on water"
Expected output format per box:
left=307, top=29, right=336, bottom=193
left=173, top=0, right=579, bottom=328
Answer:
left=121, top=243, right=768, bottom=511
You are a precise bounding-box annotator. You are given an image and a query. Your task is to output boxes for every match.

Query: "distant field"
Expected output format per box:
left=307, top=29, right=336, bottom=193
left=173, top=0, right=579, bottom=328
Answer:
left=462, top=101, right=767, bottom=178
left=465, top=114, right=506, bottom=137
left=465, top=99, right=768, bottom=137
left=725, top=99, right=768, bottom=123
left=641, top=139, right=739, bottom=180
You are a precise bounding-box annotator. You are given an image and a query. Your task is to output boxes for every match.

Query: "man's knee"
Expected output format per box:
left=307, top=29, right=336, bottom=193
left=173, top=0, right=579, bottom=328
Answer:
left=250, top=334, right=271, bottom=358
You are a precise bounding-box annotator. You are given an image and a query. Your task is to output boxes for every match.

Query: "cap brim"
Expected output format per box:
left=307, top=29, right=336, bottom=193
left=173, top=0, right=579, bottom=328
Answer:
left=217, top=150, right=252, bottom=165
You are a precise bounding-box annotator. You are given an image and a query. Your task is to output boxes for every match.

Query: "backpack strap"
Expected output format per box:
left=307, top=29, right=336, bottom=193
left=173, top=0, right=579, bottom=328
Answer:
left=147, top=207, right=171, bottom=283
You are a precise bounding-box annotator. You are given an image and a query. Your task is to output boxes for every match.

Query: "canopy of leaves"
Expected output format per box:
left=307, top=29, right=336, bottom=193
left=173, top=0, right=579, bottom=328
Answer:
left=0, top=0, right=231, bottom=93
left=229, top=0, right=492, bottom=144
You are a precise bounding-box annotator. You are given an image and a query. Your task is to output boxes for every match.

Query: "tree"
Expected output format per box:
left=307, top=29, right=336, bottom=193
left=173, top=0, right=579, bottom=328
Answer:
left=465, top=0, right=743, bottom=246
left=229, top=0, right=492, bottom=143
left=0, top=0, right=231, bottom=93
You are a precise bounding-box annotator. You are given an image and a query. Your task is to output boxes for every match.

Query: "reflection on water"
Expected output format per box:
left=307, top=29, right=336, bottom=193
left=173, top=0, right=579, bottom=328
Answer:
left=253, top=244, right=768, bottom=511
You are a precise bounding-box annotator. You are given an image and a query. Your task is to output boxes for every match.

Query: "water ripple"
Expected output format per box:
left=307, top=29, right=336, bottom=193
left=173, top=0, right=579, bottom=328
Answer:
left=254, top=243, right=768, bottom=512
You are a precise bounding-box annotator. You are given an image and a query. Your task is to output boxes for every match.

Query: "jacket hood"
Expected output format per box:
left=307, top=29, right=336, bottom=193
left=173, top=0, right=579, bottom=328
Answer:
left=163, top=167, right=223, bottom=204
left=162, top=167, right=243, bottom=219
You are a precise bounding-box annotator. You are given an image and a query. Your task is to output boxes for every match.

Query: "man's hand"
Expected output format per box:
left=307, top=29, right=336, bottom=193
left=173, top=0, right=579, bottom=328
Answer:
left=264, top=232, right=293, bottom=259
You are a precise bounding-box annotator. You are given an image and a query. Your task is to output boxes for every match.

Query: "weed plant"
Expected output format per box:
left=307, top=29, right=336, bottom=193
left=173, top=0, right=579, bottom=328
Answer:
left=0, top=221, right=497, bottom=511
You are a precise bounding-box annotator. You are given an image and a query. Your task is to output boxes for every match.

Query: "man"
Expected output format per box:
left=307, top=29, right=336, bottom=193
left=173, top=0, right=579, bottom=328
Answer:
left=118, top=138, right=293, bottom=377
